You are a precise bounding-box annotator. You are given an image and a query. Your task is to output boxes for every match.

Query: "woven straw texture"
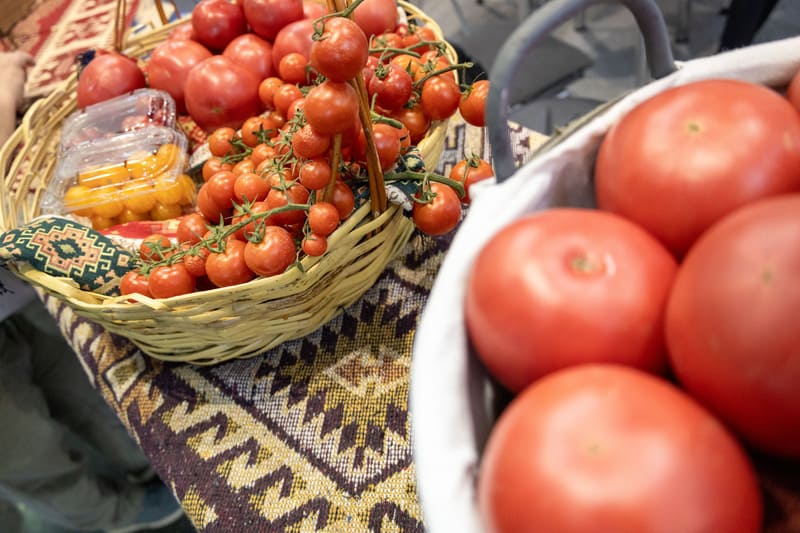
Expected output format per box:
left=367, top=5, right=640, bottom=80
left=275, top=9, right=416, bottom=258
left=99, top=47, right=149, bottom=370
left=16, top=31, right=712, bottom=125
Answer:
left=0, top=1, right=454, bottom=364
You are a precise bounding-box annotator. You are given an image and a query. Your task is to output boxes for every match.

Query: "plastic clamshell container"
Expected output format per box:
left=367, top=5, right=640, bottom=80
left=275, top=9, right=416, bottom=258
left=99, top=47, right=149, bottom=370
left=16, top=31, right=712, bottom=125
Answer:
left=59, top=89, right=177, bottom=155
left=42, top=125, right=190, bottom=220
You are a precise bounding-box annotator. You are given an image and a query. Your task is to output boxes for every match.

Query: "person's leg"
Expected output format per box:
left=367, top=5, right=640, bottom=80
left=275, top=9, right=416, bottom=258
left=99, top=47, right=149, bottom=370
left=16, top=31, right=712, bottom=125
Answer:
left=17, top=302, right=152, bottom=478
left=0, top=315, right=144, bottom=531
left=719, top=0, right=781, bottom=51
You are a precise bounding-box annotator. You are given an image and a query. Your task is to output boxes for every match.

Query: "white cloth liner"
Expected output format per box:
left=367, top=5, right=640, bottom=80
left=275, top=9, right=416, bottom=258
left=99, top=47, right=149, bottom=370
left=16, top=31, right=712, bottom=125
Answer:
left=410, top=36, right=800, bottom=533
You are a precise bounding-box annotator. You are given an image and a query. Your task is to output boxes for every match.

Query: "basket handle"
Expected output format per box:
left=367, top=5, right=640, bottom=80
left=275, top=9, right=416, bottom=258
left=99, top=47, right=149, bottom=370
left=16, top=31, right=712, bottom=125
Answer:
left=487, top=0, right=677, bottom=182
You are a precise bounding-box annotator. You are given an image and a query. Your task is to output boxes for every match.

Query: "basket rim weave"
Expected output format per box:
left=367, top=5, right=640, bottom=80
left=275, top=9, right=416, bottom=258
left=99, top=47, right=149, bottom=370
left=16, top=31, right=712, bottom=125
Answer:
left=0, top=0, right=456, bottom=364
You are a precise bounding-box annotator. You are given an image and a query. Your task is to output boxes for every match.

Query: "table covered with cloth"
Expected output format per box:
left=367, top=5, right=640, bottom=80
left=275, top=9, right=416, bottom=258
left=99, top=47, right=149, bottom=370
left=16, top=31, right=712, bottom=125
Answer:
left=32, top=116, right=543, bottom=532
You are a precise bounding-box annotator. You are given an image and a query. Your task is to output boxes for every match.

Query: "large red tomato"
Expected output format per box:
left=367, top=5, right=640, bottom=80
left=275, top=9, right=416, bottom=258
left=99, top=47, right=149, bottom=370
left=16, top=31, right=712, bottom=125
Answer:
left=222, top=33, right=275, bottom=82
left=76, top=52, right=146, bottom=109
left=787, top=68, right=800, bottom=111
left=595, top=79, right=800, bottom=257
left=146, top=39, right=212, bottom=114
left=666, top=194, right=800, bottom=458
left=478, top=364, right=762, bottom=533
left=465, top=208, right=677, bottom=393
left=352, top=0, right=398, bottom=37
left=191, top=0, right=248, bottom=52
left=184, top=56, right=262, bottom=132
left=243, top=0, right=304, bottom=41
left=271, top=18, right=315, bottom=73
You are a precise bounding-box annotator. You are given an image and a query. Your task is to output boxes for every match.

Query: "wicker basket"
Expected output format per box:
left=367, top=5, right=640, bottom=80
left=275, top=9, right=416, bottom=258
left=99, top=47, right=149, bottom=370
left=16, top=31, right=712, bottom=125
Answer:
left=0, top=1, right=456, bottom=364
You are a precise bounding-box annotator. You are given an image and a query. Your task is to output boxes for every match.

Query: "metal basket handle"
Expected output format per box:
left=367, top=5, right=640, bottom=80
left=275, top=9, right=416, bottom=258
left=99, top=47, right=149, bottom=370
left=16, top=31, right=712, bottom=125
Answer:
left=487, top=0, right=677, bottom=182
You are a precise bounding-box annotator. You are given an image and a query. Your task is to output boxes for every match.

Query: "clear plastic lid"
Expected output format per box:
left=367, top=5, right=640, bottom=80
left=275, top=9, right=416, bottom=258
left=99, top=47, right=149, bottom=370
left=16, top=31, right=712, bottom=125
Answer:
left=42, top=125, right=191, bottom=222
left=59, top=89, right=177, bottom=154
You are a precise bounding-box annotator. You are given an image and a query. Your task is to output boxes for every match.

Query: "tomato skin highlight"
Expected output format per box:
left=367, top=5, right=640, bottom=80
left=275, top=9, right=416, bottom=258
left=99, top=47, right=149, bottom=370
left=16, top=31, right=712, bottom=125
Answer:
left=666, top=194, right=800, bottom=459
left=478, top=364, right=763, bottom=533
left=465, top=208, right=677, bottom=393
left=595, top=79, right=800, bottom=257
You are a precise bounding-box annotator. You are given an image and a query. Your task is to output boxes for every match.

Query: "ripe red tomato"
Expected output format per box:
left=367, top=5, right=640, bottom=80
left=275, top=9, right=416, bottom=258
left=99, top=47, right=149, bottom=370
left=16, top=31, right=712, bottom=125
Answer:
left=148, top=264, right=196, bottom=298
left=146, top=39, right=212, bottom=114
left=302, top=0, right=325, bottom=19
left=244, top=0, right=304, bottom=41
left=478, top=364, right=762, bottom=533
left=298, top=159, right=331, bottom=191
left=787, top=68, right=800, bottom=111
left=371, top=122, right=401, bottom=170
left=167, top=22, right=196, bottom=41
left=595, top=79, right=800, bottom=257
left=139, top=234, right=173, bottom=262
left=202, top=157, right=233, bottom=182
left=291, top=125, right=331, bottom=160
left=352, top=0, right=398, bottom=37
left=666, top=194, right=800, bottom=458
left=244, top=226, right=297, bottom=276
left=391, top=105, right=430, bottom=144
left=271, top=18, right=315, bottom=73
left=301, top=234, right=327, bottom=257
left=449, top=156, right=493, bottom=204
left=265, top=183, right=310, bottom=225
left=208, top=127, right=238, bottom=157
left=272, top=83, right=303, bottom=117
left=184, top=56, right=262, bottom=132
left=304, top=81, right=360, bottom=135
left=206, top=170, right=237, bottom=210
left=331, top=180, right=355, bottom=220
left=76, top=52, right=146, bottom=109
left=222, top=33, right=275, bottom=82
left=309, top=16, right=369, bottom=82
left=120, top=270, right=152, bottom=298
left=258, top=77, right=284, bottom=109
left=465, top=209, right=677, bottom=393
left=191, top=0, right=248, bottom=52
left=234, top=172, right=269, bottom=203
left=278, top=52, right=311, bottom=85
left=459, top=79, right=489, bottom=127
left=176, top=213, right=210, bottom=245
left=197, top=184, right=229, bottom=222
left=205, top=239, right=255, bottom=287
left=420, top=75, right=461, bottom=121
left=307, top=202, right=339, bottom=236
left=240, top=116, right=276, bottom=147
left=412, top=182, right=461, bottom=236
left=368, top=64, right=413, bottom=111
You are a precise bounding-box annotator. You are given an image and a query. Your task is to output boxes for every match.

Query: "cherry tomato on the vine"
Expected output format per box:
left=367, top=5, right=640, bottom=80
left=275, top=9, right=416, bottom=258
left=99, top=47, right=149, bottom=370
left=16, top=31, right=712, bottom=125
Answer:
left=148, top=264, right=197, bottom=298
left=120, top=270, right=152, bottom=298
left=449, top=156, right=494, bottom=204
left=205, top=239, right=255, bottom=287
left=308, top=202, right=340, bottom=236
left=244, top=226, right=297, bottom=276
left=459, top=79, right=489, bottom=127
left=412, top=182, right=462, bottom=236
left=177, top=213, right=210, bottom=245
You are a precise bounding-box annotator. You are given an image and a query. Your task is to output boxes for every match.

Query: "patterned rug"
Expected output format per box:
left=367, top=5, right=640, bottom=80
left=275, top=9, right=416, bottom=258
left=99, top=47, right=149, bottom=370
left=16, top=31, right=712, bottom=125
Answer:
left=1, top=0, right=139, bottom=97
left=43, top=232, right=447, bottom=532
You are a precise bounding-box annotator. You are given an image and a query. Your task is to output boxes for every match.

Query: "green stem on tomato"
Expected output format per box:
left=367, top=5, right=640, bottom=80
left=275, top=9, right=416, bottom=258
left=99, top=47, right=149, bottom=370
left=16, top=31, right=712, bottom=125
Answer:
left=139, top=203, right=309, bottom=271
left=383, top=169, right=466, bottom=198
left=415, top=62, right=473, bottom=87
